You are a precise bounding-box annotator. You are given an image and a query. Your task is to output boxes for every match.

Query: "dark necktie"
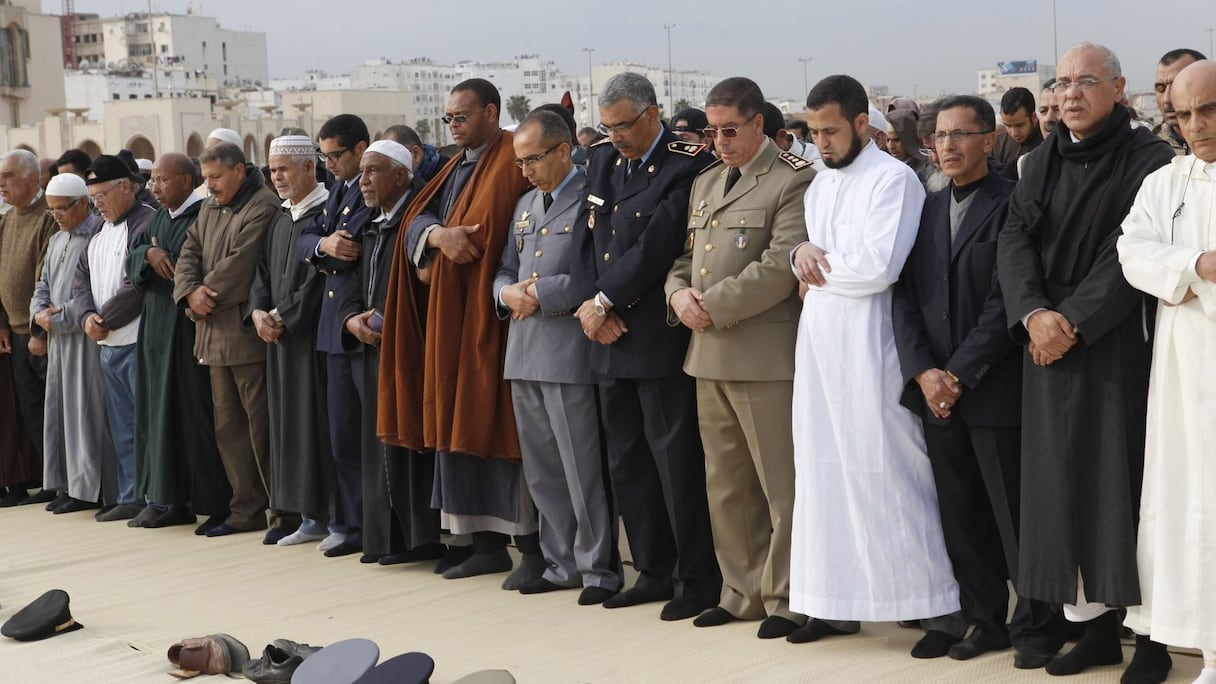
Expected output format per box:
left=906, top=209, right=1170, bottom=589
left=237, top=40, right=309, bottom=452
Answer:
left=724, top=167, right=742, bottom=195
left=626, top=159, right=637, bottom=178
left=543, top=192, right=553, bottom=213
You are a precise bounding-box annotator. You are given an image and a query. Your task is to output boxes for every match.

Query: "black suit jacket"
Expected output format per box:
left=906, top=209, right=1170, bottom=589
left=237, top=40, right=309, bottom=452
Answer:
left=573, top=129, right=715, bottom=379
left=893, top=170, right=1021, bottom=427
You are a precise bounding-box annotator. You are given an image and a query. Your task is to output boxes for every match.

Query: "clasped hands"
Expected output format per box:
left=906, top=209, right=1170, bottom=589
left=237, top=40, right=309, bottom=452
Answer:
left=916, top=368, right=962, bottom=419
left=575, top=298, right=627, bottom=345
left=670, top=287, right=713, bottom=332
left=1026, top=310, right=1076, bottom=366
left=500, top=277, right=540, bottom=321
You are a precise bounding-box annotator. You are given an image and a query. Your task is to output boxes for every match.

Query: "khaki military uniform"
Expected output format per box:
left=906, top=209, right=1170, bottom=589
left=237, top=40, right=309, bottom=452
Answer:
left=663, top=138, right=813, bottom=622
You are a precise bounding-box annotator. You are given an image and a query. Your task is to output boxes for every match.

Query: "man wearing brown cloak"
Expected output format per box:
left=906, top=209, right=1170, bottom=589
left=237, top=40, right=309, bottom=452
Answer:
left=378, top=78, right=542, bottom=583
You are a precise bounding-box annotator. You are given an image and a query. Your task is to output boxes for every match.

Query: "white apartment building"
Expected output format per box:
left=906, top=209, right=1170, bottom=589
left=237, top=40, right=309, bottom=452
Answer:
left=68, top=11, right=268, bottom=88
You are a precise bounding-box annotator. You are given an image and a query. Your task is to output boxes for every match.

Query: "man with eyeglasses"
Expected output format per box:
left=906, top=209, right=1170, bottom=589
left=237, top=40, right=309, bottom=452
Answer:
left=571, top=71, right=721, bottom=622
left=1152, top=49, right=1207, bottom=156
left=1119, top=58, right=1216, bottom=684
left=787, top=73, right=958, bottom=647
left=124, top=152, right=229, bottom=532
left=174, top=142, right=281, bottom=538
left=997, top=42, right=1175, bottom=679
left=30, top=172, right=110, bottom=515
left=297, top=114, right=373, bottom=556
left=381, top=78, right=540, bottom=583
left=75, top=155, right=156, bottom=522
left=491, top=109, right=618, bottom=604
left=0, top=149, right=56, bottom=506
left=663, top=76, right=812, bottom=638
left=894, top=96, right=1064, bottom=666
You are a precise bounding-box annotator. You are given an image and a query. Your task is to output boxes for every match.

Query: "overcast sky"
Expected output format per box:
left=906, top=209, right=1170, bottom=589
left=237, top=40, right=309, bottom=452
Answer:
left=52, top=1, right=1216, bottom=103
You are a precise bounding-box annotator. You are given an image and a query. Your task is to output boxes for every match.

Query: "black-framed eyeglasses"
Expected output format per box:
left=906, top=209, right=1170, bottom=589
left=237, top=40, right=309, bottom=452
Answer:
left=932, top=129, right=993, bottom=144
left=1049, top=77, right=1113, bottom=94
left=597, top=105, right=652, bottom=136
left=317, top=148, right=350, bottom=164
left=441, top=105, right=487, bottom=126
left=45, top=197, right=84, bottom=216
left=514, top=142, right=564, bottom=168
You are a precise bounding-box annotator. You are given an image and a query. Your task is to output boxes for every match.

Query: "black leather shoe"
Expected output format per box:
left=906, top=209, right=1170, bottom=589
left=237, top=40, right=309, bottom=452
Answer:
left=948, top=630, right=1011, bottom=661
left=660, top=597, right=711, bottom=621
left=0, top=488, right=28, bottom=507
left=578, top=586, right=618, bottom=606
left=693, top=607, right=737, bottom=628
left=911, top=630, right=962, bottom=659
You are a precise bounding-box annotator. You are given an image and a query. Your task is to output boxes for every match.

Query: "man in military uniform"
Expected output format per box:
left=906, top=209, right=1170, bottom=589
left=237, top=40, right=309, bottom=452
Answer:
left=664, top=76, right=814, bottom=638
left=297, top=114, right=373, bottom=555
left=574, top=72, right=722, bottom=621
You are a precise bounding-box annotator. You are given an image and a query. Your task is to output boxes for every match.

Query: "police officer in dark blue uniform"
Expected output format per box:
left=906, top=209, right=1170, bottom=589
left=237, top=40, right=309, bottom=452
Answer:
left=297, top=114, right=373, bottom=557
left=573, top=72, right=722, bottom=622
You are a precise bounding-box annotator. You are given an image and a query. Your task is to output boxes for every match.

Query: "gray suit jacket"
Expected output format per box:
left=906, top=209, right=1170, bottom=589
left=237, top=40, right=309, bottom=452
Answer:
left=493, top=168, right=593, bottom=384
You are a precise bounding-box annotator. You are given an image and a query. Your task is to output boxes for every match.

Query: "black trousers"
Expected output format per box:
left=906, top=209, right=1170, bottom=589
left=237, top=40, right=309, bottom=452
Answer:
left=599, top=374, right=720, bottom=605
left=10, top=333, right=46, bottom=461
left=924, top=419, right=1063, bottom=654
left=326, top=351, right=364, bottom=540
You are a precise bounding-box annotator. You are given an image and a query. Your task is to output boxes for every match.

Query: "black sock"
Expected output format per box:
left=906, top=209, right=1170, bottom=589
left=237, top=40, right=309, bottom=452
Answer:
left=1121, top=635, right=1172, bottom=684
left=1045, top=610, right=1124, bottom=676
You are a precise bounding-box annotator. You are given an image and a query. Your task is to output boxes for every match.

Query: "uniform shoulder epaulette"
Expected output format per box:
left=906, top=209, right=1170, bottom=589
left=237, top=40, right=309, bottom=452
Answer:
left=668, top=140, right=708, bottom=157
left=697, top=157, right=724, bottom=175
left=590, top=137, right=614, bottom=147
left=777, top=151, right=813, bottom=171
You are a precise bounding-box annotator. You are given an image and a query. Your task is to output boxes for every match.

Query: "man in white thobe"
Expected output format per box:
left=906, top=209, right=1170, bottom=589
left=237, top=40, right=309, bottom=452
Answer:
left=1119, top=59, right=1216, bottom=684
left=786, top=74, right=960, bottom=646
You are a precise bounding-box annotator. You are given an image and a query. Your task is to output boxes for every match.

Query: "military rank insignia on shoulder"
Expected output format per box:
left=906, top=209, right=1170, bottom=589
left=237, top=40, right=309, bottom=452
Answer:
left=590, top=137, right=614, bottom=148
left=668, top=141, right=708, bottom=157
left=778, top=151, right=812, bottom=170
left=697, top=158, right=724, bottom=176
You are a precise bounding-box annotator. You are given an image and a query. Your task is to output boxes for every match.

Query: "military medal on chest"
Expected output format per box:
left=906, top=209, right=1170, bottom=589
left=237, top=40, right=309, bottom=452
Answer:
left=734, top=232, right=748, bottom=250
left=515, top=210, right=529, bottom=252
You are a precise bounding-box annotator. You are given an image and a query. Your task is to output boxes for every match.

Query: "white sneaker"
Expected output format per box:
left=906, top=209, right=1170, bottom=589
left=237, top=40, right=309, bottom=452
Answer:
left=316, top=532, right=346, bottom=552
left=277, top=529, right=328, bottom=546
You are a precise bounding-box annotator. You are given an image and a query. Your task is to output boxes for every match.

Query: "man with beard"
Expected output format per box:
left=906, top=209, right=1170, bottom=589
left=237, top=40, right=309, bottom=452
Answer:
left=125, top=153, right=230, bottom=530
left=787, top=74, right=960, bottom=646
left=341, top=140, right=444, bottom=566
left=1152, top=49, right=1207, bottom=155
left=997, top=42, right=1174, bottom=679
left=248, top=135, right=332, bottom=546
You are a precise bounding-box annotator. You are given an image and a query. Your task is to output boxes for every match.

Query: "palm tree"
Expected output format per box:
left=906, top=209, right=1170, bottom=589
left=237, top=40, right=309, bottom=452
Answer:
left=506, top=95, right=532, bottom=124
left=674, top=98, right=691, bottom=113
left=415, top=118, right=431, bottom=144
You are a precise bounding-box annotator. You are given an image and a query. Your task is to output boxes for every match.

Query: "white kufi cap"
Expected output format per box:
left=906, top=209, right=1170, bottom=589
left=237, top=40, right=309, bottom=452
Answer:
left=364, top=140, right=413, bottom=171
left=46, top=172, right=88, bottom=199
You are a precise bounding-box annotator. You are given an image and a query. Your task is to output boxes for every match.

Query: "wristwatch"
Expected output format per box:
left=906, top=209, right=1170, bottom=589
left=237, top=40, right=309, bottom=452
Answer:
left=593, top=292, right=609, bottom=316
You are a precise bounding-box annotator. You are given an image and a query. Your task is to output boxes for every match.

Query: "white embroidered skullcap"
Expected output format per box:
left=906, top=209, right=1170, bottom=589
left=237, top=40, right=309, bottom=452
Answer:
left=867, top=104, right=889, bottom=133
left=135, top=158, right=153, bottom=171
left=268, top=135, right=316, bottom=159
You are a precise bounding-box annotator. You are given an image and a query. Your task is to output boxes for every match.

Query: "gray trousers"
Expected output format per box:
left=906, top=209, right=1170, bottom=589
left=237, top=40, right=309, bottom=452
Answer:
left=512, top=380, right=619, bottom=590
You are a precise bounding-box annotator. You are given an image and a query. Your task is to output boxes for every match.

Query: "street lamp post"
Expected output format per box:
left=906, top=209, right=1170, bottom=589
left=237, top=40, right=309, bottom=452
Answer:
left=1208, top=28, right=1214, bottom=59
left=664, top=24, right=676, bottom=117
left=1052, top=0, right=1059, bottom=67
left=798, top=57, right=813, bottom=95
left=582, top=47, right=595, bottom=127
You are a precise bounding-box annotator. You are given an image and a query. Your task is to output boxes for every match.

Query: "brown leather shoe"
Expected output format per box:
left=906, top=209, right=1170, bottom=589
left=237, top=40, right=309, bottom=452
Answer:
left=167, top=633, right=250, bottom=678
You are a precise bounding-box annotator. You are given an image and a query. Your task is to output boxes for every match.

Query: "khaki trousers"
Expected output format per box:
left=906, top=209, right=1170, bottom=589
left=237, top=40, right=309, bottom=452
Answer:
left=696, top=378, right=803, bottom=622
left=210, top=362, right=274, bottom=530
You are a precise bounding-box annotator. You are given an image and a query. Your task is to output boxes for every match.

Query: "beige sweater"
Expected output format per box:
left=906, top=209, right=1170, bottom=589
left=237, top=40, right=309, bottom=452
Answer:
left=0, top=194, right=56, bottom=334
